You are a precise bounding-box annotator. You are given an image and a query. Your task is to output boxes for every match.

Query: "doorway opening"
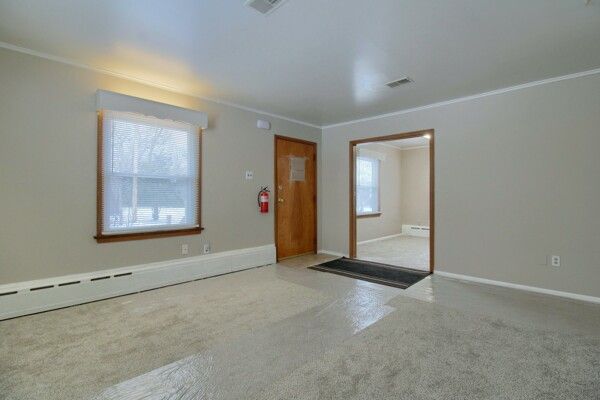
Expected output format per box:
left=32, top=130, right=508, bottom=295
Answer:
left=274, top=135, right=317, bottom=261
left=349, top=130, right=435, bottom=273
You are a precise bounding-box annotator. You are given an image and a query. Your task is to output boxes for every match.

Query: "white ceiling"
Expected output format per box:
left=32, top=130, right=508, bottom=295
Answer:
left=0, top=0, right=599, bottom=127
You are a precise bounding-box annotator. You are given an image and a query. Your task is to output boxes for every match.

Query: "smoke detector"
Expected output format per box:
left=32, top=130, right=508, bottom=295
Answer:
left=385, top=77, right=413, bottom=88
left=245, top=0, right=289, bottom=15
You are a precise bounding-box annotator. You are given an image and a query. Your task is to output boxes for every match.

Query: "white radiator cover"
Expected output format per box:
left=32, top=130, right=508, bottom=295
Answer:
left=402, top=224, right=430, bottom=237
left=0, top=244, right=275, bottom=320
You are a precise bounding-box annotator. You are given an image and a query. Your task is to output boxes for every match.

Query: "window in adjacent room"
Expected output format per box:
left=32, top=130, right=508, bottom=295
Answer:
left=96, top=110, right=201, bottom=242
left=356, top=156, right=380, bottom=216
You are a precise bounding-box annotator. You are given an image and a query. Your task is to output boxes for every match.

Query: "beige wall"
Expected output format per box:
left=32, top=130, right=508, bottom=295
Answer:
left=2, top=46, right=599, bottom=299
left=322, top=73, right=600, bottom=297
left=0, top=48, right=321, bottom=284
left=400, top=147, right=430, bottom=227
left=356, top=143, right=402, bottom=242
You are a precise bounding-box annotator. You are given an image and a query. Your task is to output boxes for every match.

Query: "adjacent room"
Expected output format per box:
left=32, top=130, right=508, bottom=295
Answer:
left=355, top=135, right=431, bottom=271
left=1, top=1, right=599, bottom=399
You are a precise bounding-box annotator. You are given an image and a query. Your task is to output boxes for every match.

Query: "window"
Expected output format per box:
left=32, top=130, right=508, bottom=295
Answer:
left=356, top=156, right=380, bottom=215
left=96, top=110, right=201, bottom=242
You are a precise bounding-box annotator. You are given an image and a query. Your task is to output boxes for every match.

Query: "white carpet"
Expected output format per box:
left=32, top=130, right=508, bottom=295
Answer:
left=358, top=235, right=429, bottom=271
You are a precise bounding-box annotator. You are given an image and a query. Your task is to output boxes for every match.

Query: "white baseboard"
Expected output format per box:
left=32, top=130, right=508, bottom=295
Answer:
left=357, top=233, right=402, bottom=245
left=318, top=249, right=348, bottom=258
left=402, top=224, right=430, bottom=237
left=435, top=270, right=600, bottom=304
left=0, top=244, right=276, bottom=320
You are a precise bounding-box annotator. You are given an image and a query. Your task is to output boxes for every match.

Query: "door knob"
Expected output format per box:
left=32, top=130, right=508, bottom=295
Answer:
left=278, top=198, right=284, bottom=203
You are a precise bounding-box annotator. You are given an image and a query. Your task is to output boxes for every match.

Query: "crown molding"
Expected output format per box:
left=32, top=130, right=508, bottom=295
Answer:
left=322, top=67, right=600, bottom=129
left=0, top=41, right=321, bottom=129
left=364, top=141, right=428, bottom=151
left=375, top=142, right=403, bottom=150
left=2, top=41, right=599, bottom=131
left=399, top=145, right=429, bottom=151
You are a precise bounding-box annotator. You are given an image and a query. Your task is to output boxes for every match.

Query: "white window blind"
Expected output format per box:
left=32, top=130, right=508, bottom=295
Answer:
left=101, top=110, right=199, bottom=235
left=356, top=156, right=380, bottom=214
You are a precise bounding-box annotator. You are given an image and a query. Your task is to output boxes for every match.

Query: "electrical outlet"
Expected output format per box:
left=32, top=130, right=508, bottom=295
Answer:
left=245, top=170, right=254, bottom=180
left=551, top=255, right=560, bottom=267
left=203, top=243, right=211, bottom=254
left=181, top=244, right=189, bottom=256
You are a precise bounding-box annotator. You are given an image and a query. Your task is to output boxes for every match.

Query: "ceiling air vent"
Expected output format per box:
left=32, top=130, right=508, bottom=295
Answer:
left=386, top=77, right=413, bottom=88
left=245, top=0, right=288, bottom=14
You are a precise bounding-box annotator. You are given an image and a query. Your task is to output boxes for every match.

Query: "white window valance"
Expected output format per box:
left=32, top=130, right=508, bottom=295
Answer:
left=96, top=90, right=208, bottom=129
left=357, top=147, right=386, bottom=161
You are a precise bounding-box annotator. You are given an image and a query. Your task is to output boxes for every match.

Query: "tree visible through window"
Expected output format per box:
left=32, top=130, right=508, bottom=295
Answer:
left=97, top=110, right=201, bottom=241
left=356, top=156, right=380, bottom=215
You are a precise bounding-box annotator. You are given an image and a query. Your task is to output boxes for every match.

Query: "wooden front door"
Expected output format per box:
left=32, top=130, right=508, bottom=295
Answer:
left=275, top=135, right=317, bottom=260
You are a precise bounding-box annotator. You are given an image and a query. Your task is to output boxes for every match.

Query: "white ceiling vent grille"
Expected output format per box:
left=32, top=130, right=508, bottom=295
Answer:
left=386, top=77, right=413, bottom=88
left=245, top=0, right=288, bottom=15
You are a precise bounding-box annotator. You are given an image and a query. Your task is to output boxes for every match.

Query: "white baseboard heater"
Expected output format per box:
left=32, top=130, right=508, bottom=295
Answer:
left=0, top=244, right=276, bottom=320
left=402, top=224, right=430, bottom=237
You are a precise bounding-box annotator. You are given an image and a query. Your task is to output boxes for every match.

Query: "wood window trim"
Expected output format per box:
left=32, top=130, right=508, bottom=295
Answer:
left=95, top=111, right=203, bottom=243
left=357, top=212, right=382, bottom=219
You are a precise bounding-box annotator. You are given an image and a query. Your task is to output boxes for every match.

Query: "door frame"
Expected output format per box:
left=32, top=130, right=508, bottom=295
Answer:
left=349, top=129, right=435, bottom=273
left=274, top=135, right=318, bottom=261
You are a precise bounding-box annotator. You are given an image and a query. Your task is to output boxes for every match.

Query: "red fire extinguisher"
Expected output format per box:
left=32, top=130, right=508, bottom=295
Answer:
left=258, top=186, right=270, bottom=214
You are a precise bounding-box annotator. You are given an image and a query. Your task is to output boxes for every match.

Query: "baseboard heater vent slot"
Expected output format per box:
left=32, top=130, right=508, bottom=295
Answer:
left=58, top=281, right=81, bottom=287
left=0, top=244, right=276, bottom=320
left=401, top=224, right=430, bottom=238
left=30, top=285, right=54, bottom=291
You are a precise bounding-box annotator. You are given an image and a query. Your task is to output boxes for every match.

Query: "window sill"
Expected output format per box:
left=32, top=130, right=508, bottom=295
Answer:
left=357, top=212, right=382, bottom=219
left=95, top=227, right=204, bottom=243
